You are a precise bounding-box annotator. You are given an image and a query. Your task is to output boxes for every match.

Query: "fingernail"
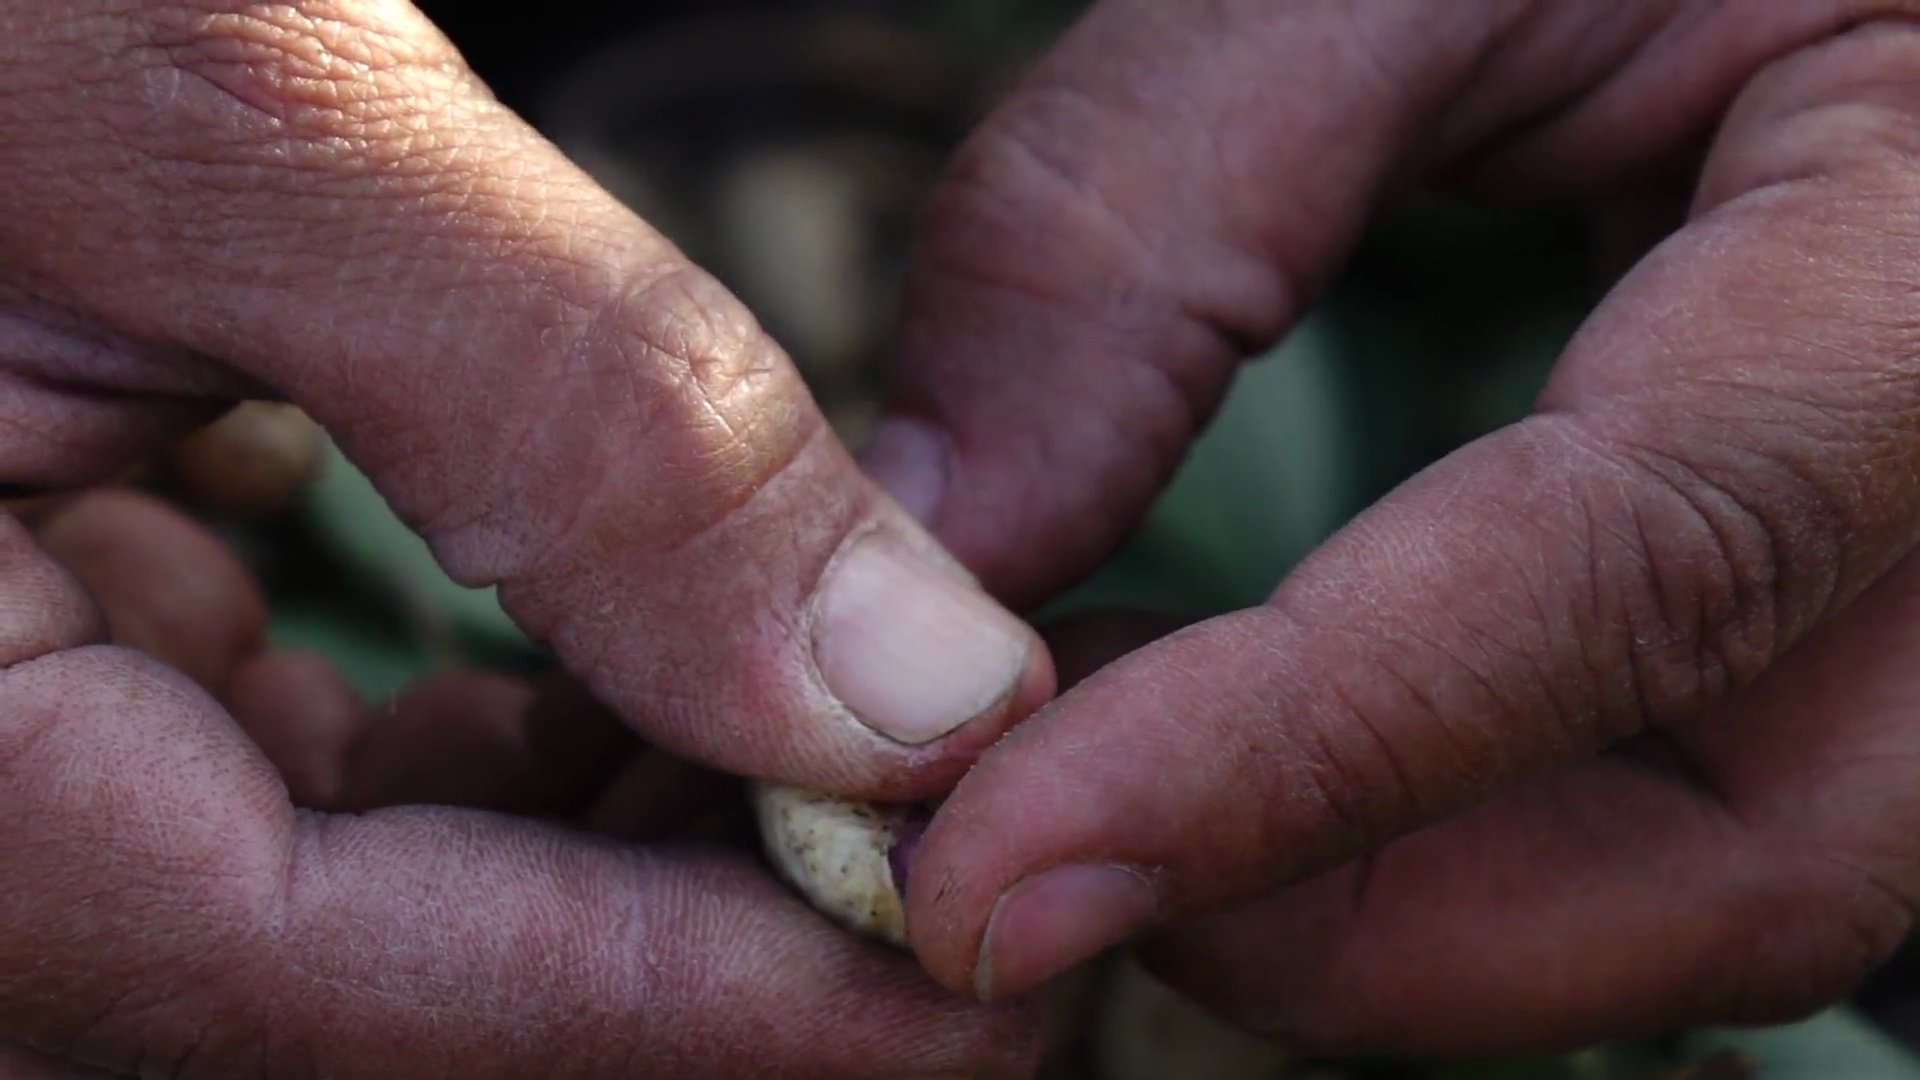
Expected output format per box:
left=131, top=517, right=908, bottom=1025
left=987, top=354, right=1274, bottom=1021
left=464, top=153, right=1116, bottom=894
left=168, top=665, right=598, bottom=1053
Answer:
left=856, top=416, right=950, bottom=527
left=815, top=533, right=1029, bottom=745
left=975, top=863, right=1158, bottom=1001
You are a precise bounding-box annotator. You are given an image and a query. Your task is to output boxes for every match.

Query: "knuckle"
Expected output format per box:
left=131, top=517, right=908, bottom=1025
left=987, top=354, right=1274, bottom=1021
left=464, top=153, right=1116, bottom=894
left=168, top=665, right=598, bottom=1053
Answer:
left=938, top=87, right=1139, bottom=263
left=426, top=256, right=833, bottom=626
left=925, top=92, right=1172, bottom=325
left=1285, top=681, right=1424, bottom=856
left=616, top=263, right=802, bottom=451
left=544, top=258, right=828, bottom=557
left=1556, top=417, right=1816, bottom=731
left=1271, top=534, right=1578, bottom=838
left=923, top=84, right=1274, bottom=396
left=1712, top=15, right=1920, bottom=203
left=1216, top=601, right=1497, bottom=885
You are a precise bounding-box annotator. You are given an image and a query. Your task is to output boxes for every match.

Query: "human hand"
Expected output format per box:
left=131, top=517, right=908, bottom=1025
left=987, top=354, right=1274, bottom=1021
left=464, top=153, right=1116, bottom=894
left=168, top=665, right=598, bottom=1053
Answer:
left=873, top=0, right=1920, bottom=1054
left=0, top=2, right=1054, bottom=1075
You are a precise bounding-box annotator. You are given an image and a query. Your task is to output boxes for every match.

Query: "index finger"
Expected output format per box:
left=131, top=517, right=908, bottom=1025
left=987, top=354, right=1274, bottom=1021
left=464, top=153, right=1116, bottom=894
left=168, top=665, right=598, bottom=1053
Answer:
left=906, top=17, right=1920, bottom=1000
left=0, top=2, right=1050, bottom=799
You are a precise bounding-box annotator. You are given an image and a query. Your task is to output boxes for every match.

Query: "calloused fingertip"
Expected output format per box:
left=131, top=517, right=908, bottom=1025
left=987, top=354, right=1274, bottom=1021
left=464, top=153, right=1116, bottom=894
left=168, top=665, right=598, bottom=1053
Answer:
left=857, top=414, right=952, bottom=528
left=975, top=862, right=1159, bottom=1002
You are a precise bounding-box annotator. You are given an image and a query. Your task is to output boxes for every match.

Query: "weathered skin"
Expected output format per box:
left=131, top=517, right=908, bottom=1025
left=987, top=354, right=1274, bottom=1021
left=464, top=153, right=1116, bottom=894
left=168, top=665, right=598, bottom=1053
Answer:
left=0, top=2, right=1052, bottom=1075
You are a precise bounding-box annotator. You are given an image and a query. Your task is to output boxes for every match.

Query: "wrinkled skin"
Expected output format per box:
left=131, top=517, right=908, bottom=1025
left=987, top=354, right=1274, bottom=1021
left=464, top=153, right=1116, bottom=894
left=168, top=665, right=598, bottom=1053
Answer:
left=17, top=0, right=1920, bottom=1075
left=865, top=0, right=1920, bottom=1059
left=0, top=2, right=1055, bottom=1077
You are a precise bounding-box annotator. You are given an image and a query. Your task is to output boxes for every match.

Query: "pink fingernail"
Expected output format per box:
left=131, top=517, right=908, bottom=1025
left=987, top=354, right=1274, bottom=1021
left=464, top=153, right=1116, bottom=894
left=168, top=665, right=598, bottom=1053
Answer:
left=975, top=863, right=1159, bottom=1001
left=814, top=533, right=1029, bottom=746
left=856, top=416, right=950, bottom=527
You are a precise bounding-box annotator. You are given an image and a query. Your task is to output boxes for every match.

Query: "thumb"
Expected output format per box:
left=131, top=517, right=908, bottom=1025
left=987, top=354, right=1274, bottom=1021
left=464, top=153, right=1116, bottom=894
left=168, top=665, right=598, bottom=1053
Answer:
left=1, top=2, right=1051, bottom=797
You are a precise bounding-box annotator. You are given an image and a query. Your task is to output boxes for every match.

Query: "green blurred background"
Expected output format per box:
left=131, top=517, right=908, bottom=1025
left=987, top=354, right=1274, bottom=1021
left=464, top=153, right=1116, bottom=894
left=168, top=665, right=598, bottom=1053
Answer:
left=242, top=3, right=1920, bottom=1076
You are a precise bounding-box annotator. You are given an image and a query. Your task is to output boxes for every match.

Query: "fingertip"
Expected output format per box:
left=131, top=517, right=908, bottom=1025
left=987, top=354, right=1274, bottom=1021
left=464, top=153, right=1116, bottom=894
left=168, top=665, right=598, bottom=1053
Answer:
left=165, top=402, right=327, bottom=518
left=856, top=414, right=952, bottom=528
left=227, top=650, right=369, bottom=808
left=974, top=863, right=1159, bottom=1003
left=34, top=488, right=267, bottom=695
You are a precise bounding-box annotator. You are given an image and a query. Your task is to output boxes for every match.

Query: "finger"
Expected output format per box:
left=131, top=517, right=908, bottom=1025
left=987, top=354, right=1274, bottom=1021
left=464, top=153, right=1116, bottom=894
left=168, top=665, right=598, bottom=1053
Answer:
left=0, top=555, right=1039, bottom=1077
left=3, top=4, right=1051, bottom=796
left=1142, top=545, right=1920, bottom=1057
left=226, top=649, right=370, bottom=807
left=231, top=654, right=643, bottom=818
left=332, top=670, right=637, bottom=818
left=0, top=273, right=252, bottom=489
left=164, top=402, right=327, bottom=518
left=908, top=19, right=1920, bottom=998
left=873, top=0, right=1881, bottom=605
left=0, top=468, right=145, bottom=528
left=33, top=487, right=266, bottom=696
left=0, top=514, right=104, bottom=664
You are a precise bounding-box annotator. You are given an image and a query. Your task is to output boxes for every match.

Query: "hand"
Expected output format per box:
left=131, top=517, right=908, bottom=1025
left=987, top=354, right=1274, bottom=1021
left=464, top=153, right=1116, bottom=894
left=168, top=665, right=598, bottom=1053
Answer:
left=872, top=0, right=1920, bottom=1055
left=0, top=3, right=1053, bottom=1076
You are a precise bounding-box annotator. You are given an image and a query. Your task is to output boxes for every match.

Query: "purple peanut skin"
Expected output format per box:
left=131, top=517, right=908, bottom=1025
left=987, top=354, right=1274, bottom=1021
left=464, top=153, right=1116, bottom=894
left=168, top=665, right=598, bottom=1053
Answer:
left=887, top=817, right=928, bottom=898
